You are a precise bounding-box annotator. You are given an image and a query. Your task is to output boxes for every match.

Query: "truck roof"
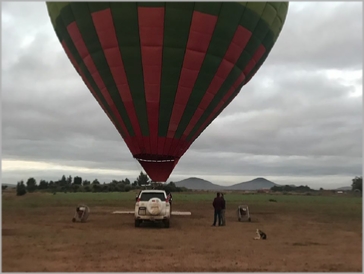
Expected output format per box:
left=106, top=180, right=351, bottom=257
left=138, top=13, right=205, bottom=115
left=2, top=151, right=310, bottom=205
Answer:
left=139, top=190, right=166, bottom=193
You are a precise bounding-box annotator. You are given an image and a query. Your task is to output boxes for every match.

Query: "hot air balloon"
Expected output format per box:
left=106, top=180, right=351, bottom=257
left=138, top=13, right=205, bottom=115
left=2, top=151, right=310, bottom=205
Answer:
left=46, top=2, right=289, bottom=182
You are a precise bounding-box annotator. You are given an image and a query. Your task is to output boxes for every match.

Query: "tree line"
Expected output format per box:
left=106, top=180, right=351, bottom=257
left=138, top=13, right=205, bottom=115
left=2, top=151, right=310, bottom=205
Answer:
left=10, top=174, right=363, bottom=196
left=270, top=176, right=362, bottom=194
left=14, top=171, right=189, bottom=196
left=351, top=176, right=362, bottom=192
left=270, top=185, right=314, bottom=192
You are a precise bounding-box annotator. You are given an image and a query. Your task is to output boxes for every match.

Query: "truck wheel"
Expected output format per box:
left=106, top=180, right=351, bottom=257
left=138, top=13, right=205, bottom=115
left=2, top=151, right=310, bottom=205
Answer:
left=164, top=220, right=170, bottom=228
left=135, top=220, right=140, bottom=227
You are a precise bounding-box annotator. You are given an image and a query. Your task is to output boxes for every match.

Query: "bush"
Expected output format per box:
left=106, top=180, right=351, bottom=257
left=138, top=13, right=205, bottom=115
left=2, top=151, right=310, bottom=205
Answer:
left=17, top=189, right=27, bottom=196
left=124, top=185, right=131, bottom=192
left=16, top=181, right=27, bottom=196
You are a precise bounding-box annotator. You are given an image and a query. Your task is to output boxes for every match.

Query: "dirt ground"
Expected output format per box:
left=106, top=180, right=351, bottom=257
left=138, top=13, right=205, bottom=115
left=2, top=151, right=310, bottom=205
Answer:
left=2, top=192, right=362, bottom=272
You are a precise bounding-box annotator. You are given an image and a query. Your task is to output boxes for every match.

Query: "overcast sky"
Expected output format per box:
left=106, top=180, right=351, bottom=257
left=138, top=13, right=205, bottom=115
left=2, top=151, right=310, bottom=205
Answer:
left=2, top=1, right=362, bottom=189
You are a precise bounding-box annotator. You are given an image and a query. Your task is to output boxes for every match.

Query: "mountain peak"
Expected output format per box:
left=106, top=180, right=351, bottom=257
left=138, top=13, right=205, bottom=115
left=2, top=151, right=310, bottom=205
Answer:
left=174, top=177, right=277, bottom=191
left=251, top=177, right=269, bottom=182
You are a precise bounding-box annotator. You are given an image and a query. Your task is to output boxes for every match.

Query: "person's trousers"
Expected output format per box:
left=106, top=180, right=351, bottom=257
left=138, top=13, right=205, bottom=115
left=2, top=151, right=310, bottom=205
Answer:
left=221, top=209, right=226, bottom=226
left=213, top=209, right=222, bottom=226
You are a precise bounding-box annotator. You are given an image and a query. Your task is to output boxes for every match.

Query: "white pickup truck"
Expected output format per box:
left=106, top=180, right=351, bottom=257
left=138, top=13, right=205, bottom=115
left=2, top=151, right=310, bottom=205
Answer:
left=134, top=190, right=171, bottom=228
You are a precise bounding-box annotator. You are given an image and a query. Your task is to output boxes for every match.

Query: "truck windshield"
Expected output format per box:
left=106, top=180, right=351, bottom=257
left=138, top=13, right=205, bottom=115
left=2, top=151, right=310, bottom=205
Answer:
left=140, top=192, right=165, bottom=201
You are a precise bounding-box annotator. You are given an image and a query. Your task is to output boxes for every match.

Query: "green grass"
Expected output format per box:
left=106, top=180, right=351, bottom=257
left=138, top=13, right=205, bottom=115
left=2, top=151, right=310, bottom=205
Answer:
left=2, top=191, right=362, bottom=222
left=2, top=192, right=136, bottom=208
left=2, top=191, right=362, bottom=227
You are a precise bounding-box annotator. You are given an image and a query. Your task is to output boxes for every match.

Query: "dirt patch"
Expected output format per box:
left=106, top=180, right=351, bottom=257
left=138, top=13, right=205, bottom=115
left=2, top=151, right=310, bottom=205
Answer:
left=2, top=229, right=19, bottom=237
left=291, top=241, right=327, bottom=246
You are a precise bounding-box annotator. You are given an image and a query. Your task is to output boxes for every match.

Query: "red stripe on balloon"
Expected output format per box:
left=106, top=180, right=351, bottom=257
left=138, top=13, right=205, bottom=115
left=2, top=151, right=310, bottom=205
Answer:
left=92, top=8, right=145, bottom=154
left=61, top=41, right=135, bottom=153
left=138, top=7, right=165, bottom=155
left=179, top=44, right=267, bottom=157
left=157, top=137, right=166, bottom=155
left=163, top=137, right=173, bottom=156
left=243, top=46, right=266, bottom=77
left=163, top=10, right=218, bottom=155
left=66, top=22, right=138, bottom=154
left=171, top=26, right=252, bottom=156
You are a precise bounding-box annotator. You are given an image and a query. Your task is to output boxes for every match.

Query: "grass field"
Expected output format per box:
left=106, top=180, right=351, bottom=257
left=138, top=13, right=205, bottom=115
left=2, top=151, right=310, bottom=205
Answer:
left=2, top=190, right=362, bottom=272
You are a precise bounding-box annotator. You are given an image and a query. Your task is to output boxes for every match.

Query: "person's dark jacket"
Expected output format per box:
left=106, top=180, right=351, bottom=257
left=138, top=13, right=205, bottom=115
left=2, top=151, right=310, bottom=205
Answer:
left=213, top=197, right=224, bottom=211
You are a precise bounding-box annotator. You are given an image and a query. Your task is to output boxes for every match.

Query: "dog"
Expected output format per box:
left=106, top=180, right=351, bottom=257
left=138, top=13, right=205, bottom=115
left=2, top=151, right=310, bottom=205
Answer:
left=254, top=229, right=267, bottom=240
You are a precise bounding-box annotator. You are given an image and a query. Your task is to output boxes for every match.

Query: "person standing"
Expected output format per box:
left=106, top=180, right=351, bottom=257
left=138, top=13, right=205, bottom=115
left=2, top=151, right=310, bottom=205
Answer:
left=221, top=193, right=226, bottom=226
left=167, top=192, right=173, bottom=212
left=168, top=192, right=173, bottom=205
left=212, top=192, right=223, bottom=226
left=135, top=190, right=141, bottom=201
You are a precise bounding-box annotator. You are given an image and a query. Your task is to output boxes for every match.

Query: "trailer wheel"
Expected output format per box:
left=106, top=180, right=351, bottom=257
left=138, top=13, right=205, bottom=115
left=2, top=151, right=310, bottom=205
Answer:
left=135, top=220, right=141, bottom=227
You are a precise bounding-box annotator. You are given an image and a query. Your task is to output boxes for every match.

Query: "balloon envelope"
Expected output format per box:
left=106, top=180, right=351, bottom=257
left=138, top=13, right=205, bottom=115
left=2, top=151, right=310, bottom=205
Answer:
left=46, top=2, right=289, bottom=182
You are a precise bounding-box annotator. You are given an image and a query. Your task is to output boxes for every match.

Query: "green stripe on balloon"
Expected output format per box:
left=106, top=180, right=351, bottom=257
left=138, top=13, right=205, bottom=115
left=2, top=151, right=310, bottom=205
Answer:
left=67, top=2, right=136, bottom=137
left=181, top=4, right=287, bottom=147
left=52, top=5, right=128, bottom=141
left=158, top=2, right=195, bottom=137
left=173, top=2, right=244, bottom=139
left=174, top=2, right=278, bottom=140
left=186, top=41, right=275, bottom=146
left=110, top=2, right=150, bottom=137
left=88, top=2, right=110, bottom=12
left=185, top=35, right=276, bottom=141
left=187, top=50, right=276, bottom=146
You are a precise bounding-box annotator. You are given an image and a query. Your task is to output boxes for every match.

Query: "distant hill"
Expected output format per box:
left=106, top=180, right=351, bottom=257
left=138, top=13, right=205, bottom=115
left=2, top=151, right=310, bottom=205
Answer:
left=174, top=177, right=280, bottom=191
left=227, top=177, right=277, bottom=190
left=174, top=177, right=225, bottom=190
left=2, top=183, right=16, bottom=188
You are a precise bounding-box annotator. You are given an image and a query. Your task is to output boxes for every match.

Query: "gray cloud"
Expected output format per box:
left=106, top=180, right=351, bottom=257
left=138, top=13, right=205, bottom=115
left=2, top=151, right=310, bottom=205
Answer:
left=2, top=2, right=362, bottom=188
left=265, top=1, right=363, bottom=71
left=196, top=70, right=362, bottom=159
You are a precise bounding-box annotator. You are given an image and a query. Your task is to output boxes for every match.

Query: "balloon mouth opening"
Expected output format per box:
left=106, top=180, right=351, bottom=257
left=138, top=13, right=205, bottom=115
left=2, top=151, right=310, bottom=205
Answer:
left=134, top=154, right=177, bottom=163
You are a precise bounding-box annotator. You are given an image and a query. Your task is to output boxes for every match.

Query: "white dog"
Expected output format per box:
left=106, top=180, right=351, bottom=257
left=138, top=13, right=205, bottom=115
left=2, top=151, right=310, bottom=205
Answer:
left=254, top=229, right=267, bottom=240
